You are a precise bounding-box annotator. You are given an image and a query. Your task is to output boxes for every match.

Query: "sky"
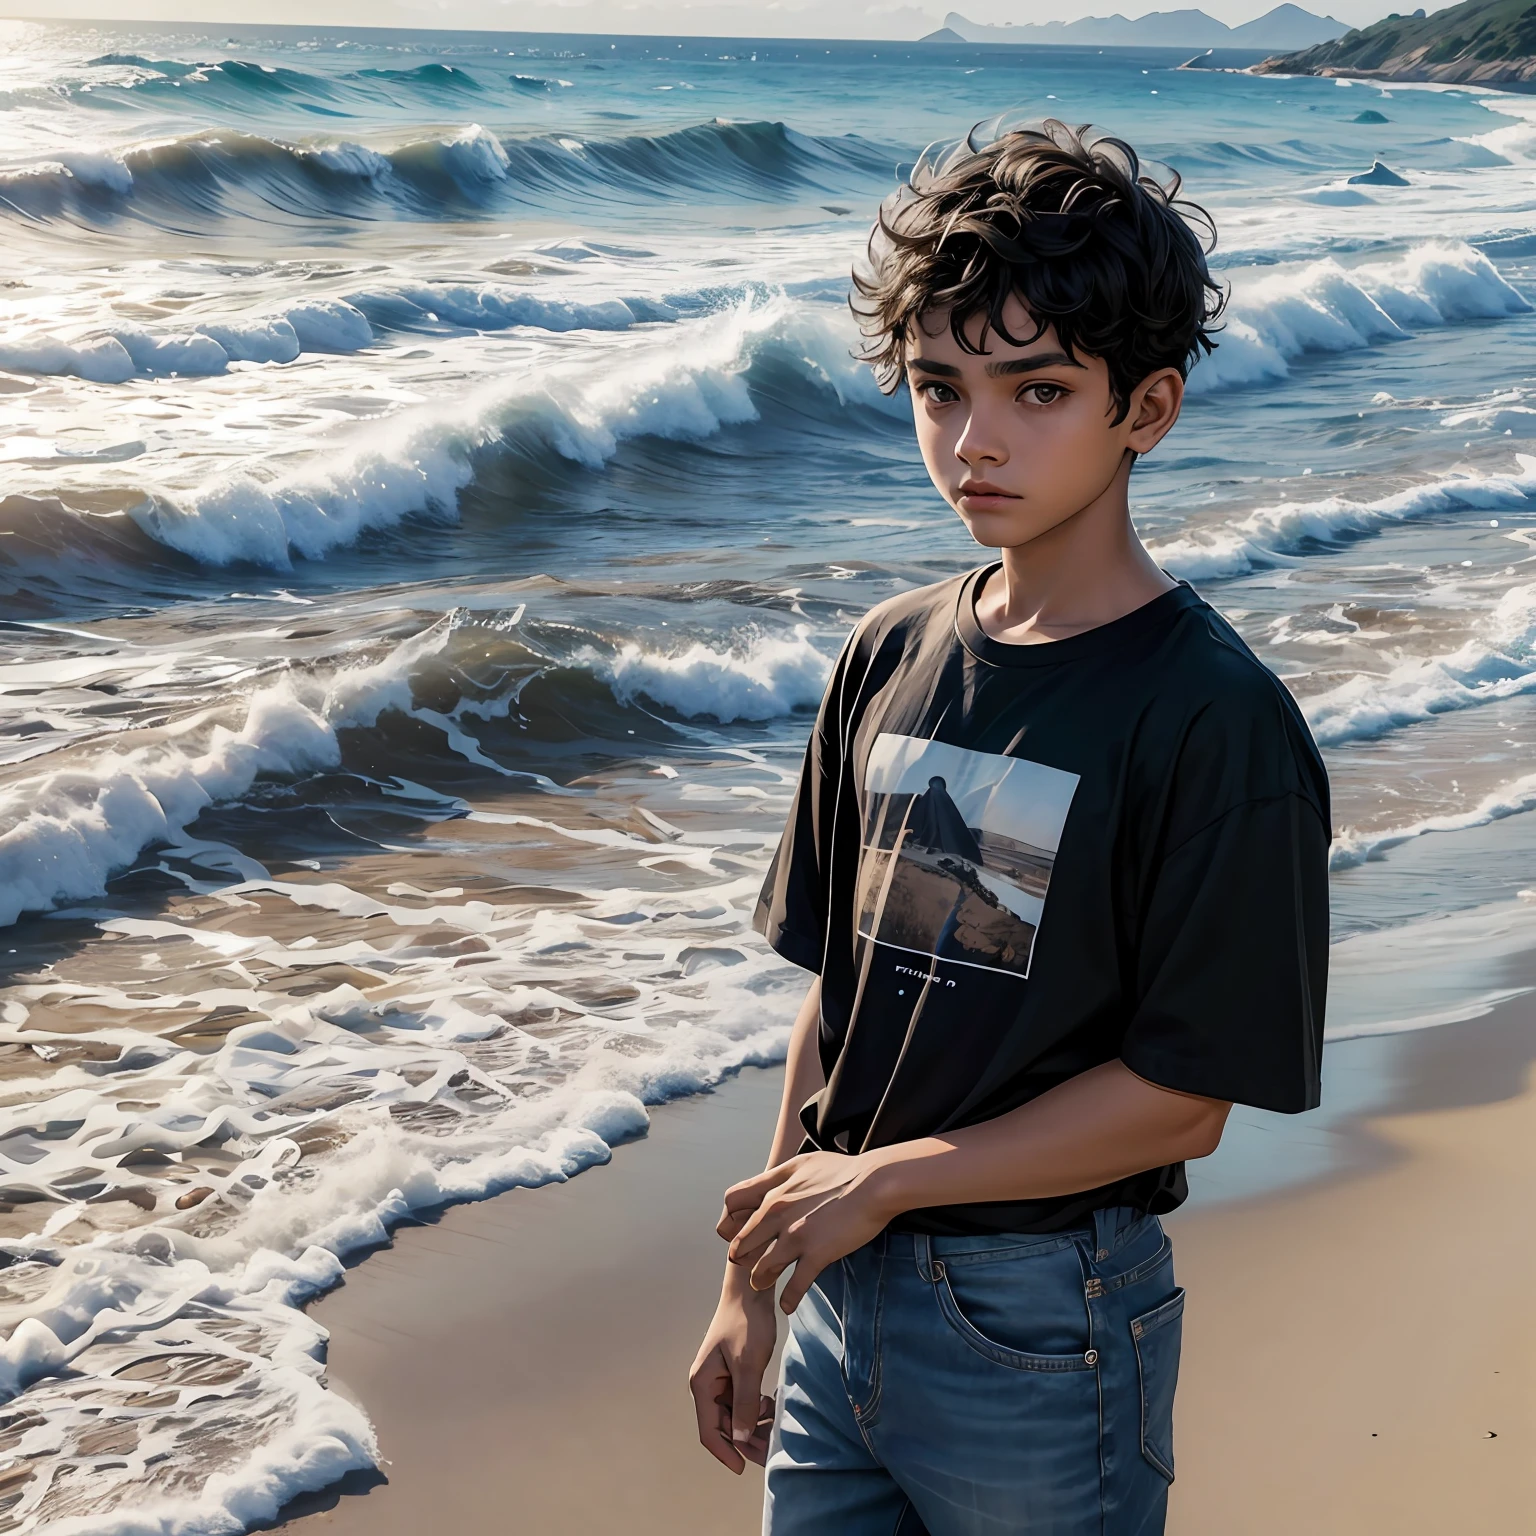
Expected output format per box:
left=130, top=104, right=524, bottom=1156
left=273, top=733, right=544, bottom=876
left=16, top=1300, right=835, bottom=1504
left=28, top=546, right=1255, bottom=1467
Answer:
left=865, top=735, right=1080, bottom=855
left=0, top=0, right=1420, bottom=43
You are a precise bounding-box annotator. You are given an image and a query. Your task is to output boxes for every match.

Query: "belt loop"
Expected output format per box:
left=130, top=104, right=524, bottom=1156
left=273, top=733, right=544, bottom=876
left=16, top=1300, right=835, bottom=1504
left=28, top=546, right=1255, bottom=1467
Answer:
left=915, top=1232, right=938, bottom=1282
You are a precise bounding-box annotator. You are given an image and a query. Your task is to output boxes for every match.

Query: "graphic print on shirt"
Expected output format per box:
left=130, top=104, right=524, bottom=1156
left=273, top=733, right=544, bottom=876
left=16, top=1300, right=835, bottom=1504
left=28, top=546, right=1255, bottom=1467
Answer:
left=856, top=733, right=1080, bottom=979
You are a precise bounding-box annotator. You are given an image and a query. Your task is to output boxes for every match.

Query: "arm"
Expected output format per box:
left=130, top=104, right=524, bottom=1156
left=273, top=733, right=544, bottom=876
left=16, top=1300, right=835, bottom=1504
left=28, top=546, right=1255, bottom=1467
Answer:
left=720, top=1060, right=1230, bottom=1312
left=689, top=978, right=826, bottom=1473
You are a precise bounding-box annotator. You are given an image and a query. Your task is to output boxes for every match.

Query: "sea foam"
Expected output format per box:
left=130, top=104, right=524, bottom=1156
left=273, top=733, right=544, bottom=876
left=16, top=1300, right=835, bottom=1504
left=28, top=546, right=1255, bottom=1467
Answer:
left=0, top=299, right=376, bottom=383
left=1189, top=241, right=1529, bottom=395
left=127, top=297, right=893, bottom=569
left=1331, top=770, right=1536, bottom=869
left=592, top=627, right=832, bottom=722
left=1302, top=580, right=1536, bottom=748
left=1151, top=454, right=1536, bottom=580
left=0, top=607, right=826, bottom=931
left=0, top=680, right=340, bottom=928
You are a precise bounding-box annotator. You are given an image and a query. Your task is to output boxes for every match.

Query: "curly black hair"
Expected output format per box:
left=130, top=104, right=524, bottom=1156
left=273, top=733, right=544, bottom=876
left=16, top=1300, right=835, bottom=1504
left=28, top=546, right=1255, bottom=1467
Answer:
left=852, top=118, right=1226, bottom=423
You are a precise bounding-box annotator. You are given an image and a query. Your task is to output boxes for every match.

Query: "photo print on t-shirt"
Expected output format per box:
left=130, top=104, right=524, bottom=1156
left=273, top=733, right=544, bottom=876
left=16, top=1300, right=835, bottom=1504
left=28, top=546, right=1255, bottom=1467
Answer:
left=856, top=733, right=1080, bottom=979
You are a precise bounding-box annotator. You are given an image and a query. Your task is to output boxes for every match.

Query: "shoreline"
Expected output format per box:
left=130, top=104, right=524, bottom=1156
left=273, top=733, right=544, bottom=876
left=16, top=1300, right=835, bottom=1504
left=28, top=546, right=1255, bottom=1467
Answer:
left=276, top=989, right=1536, bottom=1534
left=270, top=1067, right=786, bottom=1535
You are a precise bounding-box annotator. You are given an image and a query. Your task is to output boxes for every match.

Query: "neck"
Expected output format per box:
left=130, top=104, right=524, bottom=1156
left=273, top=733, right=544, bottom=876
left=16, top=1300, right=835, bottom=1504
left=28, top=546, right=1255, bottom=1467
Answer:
left=979, top=455, right=1175, bottom=644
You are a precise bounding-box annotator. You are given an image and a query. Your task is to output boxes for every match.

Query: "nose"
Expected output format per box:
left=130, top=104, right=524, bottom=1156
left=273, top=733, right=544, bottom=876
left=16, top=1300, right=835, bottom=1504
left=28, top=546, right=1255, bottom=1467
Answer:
left=953, top=402, right=1010, bottom=469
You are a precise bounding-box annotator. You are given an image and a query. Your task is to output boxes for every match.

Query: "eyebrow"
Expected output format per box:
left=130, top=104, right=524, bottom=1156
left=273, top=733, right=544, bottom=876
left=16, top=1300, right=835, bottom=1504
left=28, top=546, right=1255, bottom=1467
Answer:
left=907, top=351, right=1086, bottom=378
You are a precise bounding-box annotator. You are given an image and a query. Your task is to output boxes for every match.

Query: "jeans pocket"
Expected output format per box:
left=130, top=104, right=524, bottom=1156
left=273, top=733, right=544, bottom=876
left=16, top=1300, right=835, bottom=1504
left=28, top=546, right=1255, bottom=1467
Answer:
left=1130, top=1287, right=1184, bottom=1482
left=934, top=1253, right=1097, bottom=1373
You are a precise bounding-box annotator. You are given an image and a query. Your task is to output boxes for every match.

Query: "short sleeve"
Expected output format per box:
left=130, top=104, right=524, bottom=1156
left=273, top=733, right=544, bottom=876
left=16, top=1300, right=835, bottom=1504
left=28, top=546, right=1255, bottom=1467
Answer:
left=752, top=631, right=860, bottom=974
left=1120, top=792, right=1329, bottom=1113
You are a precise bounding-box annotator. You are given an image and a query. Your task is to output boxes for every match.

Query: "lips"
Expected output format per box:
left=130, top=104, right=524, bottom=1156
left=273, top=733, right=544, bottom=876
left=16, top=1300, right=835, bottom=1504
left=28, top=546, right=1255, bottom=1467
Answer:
left=958, top=480, right=1018, bottom=500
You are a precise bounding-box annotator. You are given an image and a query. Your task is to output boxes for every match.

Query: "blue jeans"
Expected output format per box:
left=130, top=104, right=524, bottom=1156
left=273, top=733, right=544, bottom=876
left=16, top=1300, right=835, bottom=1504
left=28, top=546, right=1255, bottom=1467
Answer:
left=764, top=1208, right=1182, bottom=1536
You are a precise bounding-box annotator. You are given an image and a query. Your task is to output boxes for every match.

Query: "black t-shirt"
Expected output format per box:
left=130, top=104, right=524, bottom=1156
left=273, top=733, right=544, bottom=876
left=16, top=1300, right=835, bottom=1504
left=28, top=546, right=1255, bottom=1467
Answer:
left=754, top=568, right=1331, bottom=1236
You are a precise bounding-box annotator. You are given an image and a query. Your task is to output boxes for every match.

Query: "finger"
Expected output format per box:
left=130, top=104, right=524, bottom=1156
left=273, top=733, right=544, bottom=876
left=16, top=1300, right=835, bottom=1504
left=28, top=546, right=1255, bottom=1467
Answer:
left=722, top=1165, right=787, bottom=1211
left=716, top=1206, right=751, bottom=1240
left=750, top=1231, right=799, bottom=1293
left=731, top=1189, right=802, bottom=1260
left=716, top=1166, right=792, bottom=1236
left=739, top=1394, right=777, bottom=1467
left=727, top=1201, right=780, bottom=1262
left=690, top=1350, right=745, bottom=1474
left=726, top=1233, right=774, bottom=1272
left=729, top=1357, right=765, bottom=1449
left=780, top=1252, right=830, bottom=1314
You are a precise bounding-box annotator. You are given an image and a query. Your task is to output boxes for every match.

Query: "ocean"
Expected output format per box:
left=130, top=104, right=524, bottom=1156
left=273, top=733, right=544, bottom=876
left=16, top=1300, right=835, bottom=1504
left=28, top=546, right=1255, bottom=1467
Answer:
left=1, top=15, right=1535, bottom=1530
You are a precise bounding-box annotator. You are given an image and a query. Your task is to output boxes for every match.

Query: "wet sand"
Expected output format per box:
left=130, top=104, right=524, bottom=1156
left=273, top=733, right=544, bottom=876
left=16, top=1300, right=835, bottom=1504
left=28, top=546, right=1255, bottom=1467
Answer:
left=277, top=993, right=1536, bottom=1536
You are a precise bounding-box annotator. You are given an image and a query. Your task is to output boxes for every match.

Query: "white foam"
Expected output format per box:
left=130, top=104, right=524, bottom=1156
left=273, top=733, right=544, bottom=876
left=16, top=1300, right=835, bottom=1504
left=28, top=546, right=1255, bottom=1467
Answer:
left=0, top=332, right=136, bottom=383
left=352, top=280, right=637, bottom=334
left=1152, top=453, right=1536, bottom=580
left=132, top=421, right=468, bottom=567
left=0, top=607, right=822, bottom=933
left=129, top=296, right=889, bottom=569
left=0, top=773, right=799, bottom=1529
left=196, top=315, right=302, bottom=364
left=1303, top=579, right=1536, bottom=747
left=0, top=680, right=340, bottom=928
left=1331, top=770, right=1536, bottom=869
left=436, top=122, right=510, bottom=182
left=591, top=627, right=832, bottom=723
left=284, top=298, right=374, bottom=353
left=0, top=295, right=371, bottom=383
left=112, top=325, right=230, bottom=377
left=55, top=148, right=133, bottom=193
left=1455, top=90, right=1536, bottom=164
left=1188, top=241, right=1528, bottom=396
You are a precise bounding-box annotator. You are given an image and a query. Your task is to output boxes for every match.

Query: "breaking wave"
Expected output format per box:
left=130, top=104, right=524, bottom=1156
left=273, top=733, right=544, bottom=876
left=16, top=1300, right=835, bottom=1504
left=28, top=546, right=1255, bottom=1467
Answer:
left=1331, top=769, right=1536, bottom=869
left=121, top=298, right=895, bottom=569
left=1152, top=454, right=1536, bottom=581
left=1188, top=241, right=1529, bottom=396
left=0, top=119, right=898, bottom=231
left=1302, top=581, right=1536, bottom=748
left=0, top=610, right=832, bottom=930
left=589, top=626, right=831, bottom=723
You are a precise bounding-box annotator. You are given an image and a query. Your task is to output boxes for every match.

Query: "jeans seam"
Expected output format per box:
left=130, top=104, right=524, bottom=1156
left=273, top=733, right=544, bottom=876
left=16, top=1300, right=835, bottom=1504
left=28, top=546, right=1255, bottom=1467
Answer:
left=1130, top=1288, right=1184, bottom=1482
left=935, top=1234, right=1077, bottom=1268
left=1077, top=1236, right=1108, bottom=1536
left=852, top=1243, right=888, bottom=1434
left=1102, top=1236, right=1173, bottom=1294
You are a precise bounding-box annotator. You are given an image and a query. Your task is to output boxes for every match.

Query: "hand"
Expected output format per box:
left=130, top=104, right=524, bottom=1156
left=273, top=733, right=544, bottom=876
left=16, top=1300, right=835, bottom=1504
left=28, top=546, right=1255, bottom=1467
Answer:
left=718, top=1150, right=898, bottom=1313
left=688, top=1267, right=779, bottom=1474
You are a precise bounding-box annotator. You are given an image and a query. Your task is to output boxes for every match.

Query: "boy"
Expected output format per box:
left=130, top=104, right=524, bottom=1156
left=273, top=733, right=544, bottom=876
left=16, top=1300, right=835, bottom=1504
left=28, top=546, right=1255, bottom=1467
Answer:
left=689, top=119, right=1329, bottom=1535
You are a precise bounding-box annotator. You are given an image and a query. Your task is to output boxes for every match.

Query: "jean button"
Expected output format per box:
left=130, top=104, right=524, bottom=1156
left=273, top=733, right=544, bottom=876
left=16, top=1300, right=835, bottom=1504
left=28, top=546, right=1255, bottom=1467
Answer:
left=1084, top=1348, right=1100, bottom=1366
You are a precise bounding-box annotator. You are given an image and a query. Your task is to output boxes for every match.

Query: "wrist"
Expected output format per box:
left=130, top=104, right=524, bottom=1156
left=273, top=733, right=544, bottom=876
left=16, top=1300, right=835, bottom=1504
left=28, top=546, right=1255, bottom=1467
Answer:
left=856, top=1146, right=928, bottom=1222
left=722, top=1259, right=775, bottom=1305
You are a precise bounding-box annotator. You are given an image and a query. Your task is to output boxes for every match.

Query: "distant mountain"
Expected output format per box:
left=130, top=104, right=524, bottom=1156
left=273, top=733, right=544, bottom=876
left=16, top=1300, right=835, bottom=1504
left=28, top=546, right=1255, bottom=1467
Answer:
left=1255, top=0, right=1536, bottom=84
left=931, top=5, right=1348, bottom=50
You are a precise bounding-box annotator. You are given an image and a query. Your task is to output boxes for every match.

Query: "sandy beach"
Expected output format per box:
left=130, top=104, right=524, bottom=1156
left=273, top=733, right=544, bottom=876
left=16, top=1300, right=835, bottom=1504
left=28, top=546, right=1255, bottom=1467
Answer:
left=273, top=991, right=1534, bottom=1536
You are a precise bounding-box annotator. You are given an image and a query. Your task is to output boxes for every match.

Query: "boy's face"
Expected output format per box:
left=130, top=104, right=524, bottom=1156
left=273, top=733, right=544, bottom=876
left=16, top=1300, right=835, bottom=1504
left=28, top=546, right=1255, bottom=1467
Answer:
left=904, top=294, right=1181, bottom=549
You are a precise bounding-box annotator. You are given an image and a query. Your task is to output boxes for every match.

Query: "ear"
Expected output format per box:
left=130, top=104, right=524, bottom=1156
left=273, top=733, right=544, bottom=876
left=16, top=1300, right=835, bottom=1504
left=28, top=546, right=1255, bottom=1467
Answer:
left=1124, top=368, right=1184, bottom=455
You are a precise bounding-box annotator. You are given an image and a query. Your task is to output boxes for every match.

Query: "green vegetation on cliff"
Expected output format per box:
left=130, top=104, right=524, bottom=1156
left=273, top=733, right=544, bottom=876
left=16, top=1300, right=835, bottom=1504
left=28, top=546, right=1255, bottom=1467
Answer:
left=1257, top=0, right=1536, bottom=83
